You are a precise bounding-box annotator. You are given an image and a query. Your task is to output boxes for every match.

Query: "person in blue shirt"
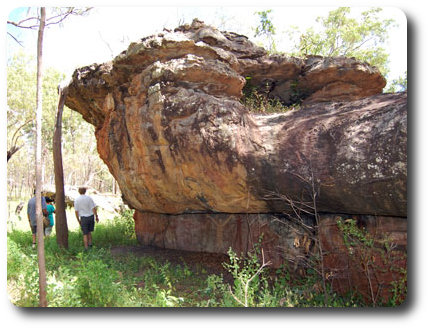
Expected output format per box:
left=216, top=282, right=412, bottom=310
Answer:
left=44, top=197, right=55, bottom=236
left=27, top=190, right=48, bottom=248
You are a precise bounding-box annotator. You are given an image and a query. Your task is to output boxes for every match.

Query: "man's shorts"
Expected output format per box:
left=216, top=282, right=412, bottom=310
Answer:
left=80, top=215, right=95, bottom=235
left=31, top=225, right=37, bottom=234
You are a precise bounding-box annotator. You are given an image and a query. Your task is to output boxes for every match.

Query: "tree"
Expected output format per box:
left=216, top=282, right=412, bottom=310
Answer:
left=7, top=118, right=32, bottom=162
left=53, top=84, right=69, bottom=249
left=254, top=10, right=276, bottom=53
left=7, top=57, right=113, bottom=197
left=287, top=7, right=396, bottom=77
left=35, top=6, right=47, bottom=307
left=7, top=6, right=93, bottom=306
left=7, top=7, right=92, bottom=38
left=386, top=71, right=407, bottom=92
left=6, top=52, right=37, bottom=164
left=7, top=7, right=93, bottom=163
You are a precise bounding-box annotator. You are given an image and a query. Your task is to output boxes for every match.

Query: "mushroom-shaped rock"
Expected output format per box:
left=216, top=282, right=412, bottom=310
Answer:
left=65, top=20, right=405, bottom=217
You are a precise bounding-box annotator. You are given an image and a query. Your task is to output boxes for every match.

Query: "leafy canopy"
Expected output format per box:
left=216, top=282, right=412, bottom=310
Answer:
left=254, top=10, right=277, bottom=53
left=287, top=7, right=396, bottom=77
left=7, top=54, right=112, bottom=192
left=386, top=71, right=407, bottom=93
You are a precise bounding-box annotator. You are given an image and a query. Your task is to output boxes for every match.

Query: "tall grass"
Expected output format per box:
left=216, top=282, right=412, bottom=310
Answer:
left=7, top=210, right=209, bottom=307
left=7, top=211, right=379, bottom=307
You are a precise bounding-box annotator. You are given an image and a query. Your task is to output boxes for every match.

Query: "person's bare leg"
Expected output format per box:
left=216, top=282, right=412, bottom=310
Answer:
left=83, top=234, right=89, bottom=249
left=88, top=232, right=92, bottom=247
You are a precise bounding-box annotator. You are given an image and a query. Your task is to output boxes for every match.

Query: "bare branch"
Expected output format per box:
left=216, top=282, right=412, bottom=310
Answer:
left=10, top=118, right=33, bottom=147
left=7, top=118, right=33, bottom=162
left=7, top=32, right=24, bottom=46
left=228, top=285, right=246, bottom=307
left=7, top=16, right=40, bottom=30
left=7, top=7, right=93, bottom=30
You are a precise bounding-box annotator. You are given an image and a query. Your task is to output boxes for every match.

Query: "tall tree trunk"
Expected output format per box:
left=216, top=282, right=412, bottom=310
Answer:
left=35, top=7, right=47, bottom=308
left=53, top=85, right=68, bottom=248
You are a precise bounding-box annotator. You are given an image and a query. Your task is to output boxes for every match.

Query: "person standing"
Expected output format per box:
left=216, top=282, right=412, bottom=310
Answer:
left=74, top=187, right=99, bottom=250
left=44, top=197, right=55, bottom=236
left=27, top=190, right=48, bottom=248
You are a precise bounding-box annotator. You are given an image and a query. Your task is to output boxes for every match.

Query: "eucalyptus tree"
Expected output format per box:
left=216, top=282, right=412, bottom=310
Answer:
left=254, top=9, right=277, bottom=53
left=35, top=6, right=47, bottom=307
left=386, top=71, right=408, bottom=92
left=287, top=7, right=396, bottom=77
left=7, top=6, right=92, bottom=306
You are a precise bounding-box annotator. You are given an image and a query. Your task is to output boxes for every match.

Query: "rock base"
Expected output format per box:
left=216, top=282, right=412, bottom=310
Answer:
left=134, top=210, right=407, bottom=303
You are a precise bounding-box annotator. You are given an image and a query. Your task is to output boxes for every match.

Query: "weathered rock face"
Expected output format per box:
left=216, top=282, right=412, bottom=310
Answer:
left=65, top=20, right=407, bottom=302
left=134, top=210, right=407, bottom=303
left=133, top=211, right=306, bottom=268
left=65, top=19, right=405, bottom=218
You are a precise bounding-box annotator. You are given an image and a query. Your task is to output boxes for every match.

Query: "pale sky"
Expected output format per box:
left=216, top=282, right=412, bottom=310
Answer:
left=6, top=6, right=407, bottom=82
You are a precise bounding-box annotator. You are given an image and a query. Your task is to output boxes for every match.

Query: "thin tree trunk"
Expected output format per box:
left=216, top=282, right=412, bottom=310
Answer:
left=35, top=7, right=47, bottom=308
left=53, top=84, right=68, bottom=248
left=7, top=145, right=22, bottom=162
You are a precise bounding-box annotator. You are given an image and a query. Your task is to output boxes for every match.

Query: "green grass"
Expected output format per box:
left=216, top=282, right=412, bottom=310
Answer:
left=6, top=219, right=365, bottom=308
left=7, top=210, right=214, bottom=307
left=7, top=209, right=400, bottom=307
left=7, top=229, right=211, bottom=307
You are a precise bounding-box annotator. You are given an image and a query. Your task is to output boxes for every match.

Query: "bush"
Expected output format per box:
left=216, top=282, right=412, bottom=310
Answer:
left=7, top=234, right=40, bottom=306
left=222, top=247, right=271, bottom=307
left=337, top=218, right=407, bottom=306
left=74, top=251, right=122, bottom=307
left=241, top=78, right=301, bottom=113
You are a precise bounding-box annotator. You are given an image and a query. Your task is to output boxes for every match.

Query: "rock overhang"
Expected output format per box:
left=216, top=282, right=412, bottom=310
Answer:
left=64, top=19, right=405, bottom=217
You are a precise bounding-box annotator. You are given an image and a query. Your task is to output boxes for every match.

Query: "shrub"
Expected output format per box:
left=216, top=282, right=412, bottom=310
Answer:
left=222, top=246, right=273, bottom=307
left=337, top=218, right=407, bottom=306
left=74, top=250, right=124, bottom=307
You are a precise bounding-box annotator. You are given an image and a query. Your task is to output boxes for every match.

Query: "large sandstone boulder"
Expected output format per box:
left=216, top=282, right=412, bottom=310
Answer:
left=65, top=19, right=405, bottom=218
left=64, top=19, right=407, bottom=302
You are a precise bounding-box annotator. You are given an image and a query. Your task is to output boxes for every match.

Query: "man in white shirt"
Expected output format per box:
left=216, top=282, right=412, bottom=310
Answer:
left=74, top=187, right=99, bottom=250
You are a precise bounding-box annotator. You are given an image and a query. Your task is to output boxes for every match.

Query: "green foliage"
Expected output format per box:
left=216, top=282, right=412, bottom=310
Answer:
left=7, top=216, right=397, bottom=307
left=46, top=266, right=82, bottom=307
left=216, top=246, right=363, bottom=307
left=7, top=52, right=36, bottom=129
left=74, top=250, right=123, bottom=307
left=7, top=52, right=66, bottom=151
left=7, top=53, right=113, bottom=199
left=6, top=234, right=40, bottom=306
left=241, top=78, right=298, bottom=113
left=241, top=89, right=289, bottom=114
left=337, top=218, right=407, bottom=306
left=255, top=10, right=276, bottom=36
left=287, top=7, right=396, bottom=77
left=337, top=218, right=373, bottom=249
left=254, top=10, right=277, bottom=53
left=222, top=246, right=269, bottom=307
left=93, top=208, right=137, bottom=247
left=386, top=71, right=407, bottom=92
